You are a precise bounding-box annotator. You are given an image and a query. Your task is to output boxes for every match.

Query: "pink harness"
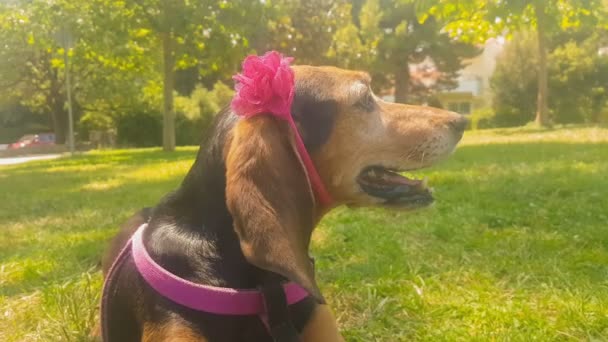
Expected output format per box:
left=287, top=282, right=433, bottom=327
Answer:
left=100, top=51, right=332, bottom=340
left=132, top=223, right=309, bottom=315
left=101, top=223, right=309, bottom=337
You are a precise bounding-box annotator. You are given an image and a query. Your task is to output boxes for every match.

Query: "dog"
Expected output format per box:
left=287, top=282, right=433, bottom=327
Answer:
left=100, top=65, right=467, bottom=341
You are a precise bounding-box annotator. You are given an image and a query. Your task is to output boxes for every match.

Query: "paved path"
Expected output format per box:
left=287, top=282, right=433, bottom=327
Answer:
left=0, top=154, right=62, bottom=166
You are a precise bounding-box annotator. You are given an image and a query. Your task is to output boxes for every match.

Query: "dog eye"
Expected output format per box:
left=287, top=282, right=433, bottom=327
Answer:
left=357, top=93, right=376, bottom=111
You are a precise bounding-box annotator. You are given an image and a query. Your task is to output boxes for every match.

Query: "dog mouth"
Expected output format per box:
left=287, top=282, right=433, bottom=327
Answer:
left=356, top=166, right=434, bottom=208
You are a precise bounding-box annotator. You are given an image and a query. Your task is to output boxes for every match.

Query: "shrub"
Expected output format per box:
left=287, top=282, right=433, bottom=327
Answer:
left=100, top=81, right=233, bottom=147
left=115, top=110, right=162, bottom=147
left=175, top=114, right=205, bottom=146
left=490, top=31, right=538, bottom=127
left=78, top=111, right=114, bottom=141
left=0, top=103, right=50, bottom=143
left=549, top=41, right=608, bottom=124
left=491, top=31, right=608, bottom=127
left=174, top=81, right=233, bottom=146
left=469, top=108, right=495, bottom=130
left=600, top=106, right=608, bottom=124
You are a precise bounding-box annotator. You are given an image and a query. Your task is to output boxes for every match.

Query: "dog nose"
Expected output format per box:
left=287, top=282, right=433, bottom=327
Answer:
left=448, top=115, right=469, bottom=133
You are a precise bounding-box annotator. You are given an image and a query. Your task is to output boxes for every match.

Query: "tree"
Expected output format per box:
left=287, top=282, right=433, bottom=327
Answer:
left=326, top=0, right=382, bottom=74
left=1, top=0, right=266, bottom=148
left=76, top=0, right=264, bottom=151
left=251, top=0, right=351, bottom=66
left=490, top=31, right=539, bottom=127
left=328, top=0, right=480, bottom=104
left=99, top=0, right=262, bottom=151
left=490, top=29, right=608, bottom=127
left=0, top=1, right=66, bottom=142
left=426, top=0, right=607, bottom=126
left=549, top=37, right=608, bottom=123
left=485, top=0, right=607, bottom=126
left=0, top=0, right=98, bottom=144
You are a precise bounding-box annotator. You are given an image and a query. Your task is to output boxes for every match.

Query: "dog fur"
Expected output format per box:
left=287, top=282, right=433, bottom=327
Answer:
left=100, top=65, right=466, bottom=341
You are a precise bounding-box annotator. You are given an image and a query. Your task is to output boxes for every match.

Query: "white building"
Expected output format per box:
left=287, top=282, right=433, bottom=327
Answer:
left=435, top=38, right=504, bottom=114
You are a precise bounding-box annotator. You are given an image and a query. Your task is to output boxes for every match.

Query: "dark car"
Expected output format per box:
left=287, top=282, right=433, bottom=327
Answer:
left=8, top=133, right=56, bottom=149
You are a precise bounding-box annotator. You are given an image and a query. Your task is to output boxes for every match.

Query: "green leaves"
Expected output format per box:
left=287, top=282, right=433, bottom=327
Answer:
left=491, top=28, right=608, bottom=126
left=2, top=0, right=606, bottom=142
left=0, top=0, right=269, bottom=146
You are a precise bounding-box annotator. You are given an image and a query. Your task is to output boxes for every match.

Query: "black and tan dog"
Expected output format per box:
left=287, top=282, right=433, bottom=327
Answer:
left=100, top=65, right=467, bottom=341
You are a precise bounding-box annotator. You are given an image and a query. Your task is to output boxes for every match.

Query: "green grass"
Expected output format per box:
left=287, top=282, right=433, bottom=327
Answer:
left=1, top=126, right=607, bottom=341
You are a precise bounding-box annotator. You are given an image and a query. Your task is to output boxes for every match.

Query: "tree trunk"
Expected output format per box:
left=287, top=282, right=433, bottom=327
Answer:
left=394, top=63, right=410, bottom=104
left=49, top=68, right=67, bottom=144
left=50, top=109, right=67, bottom=144
left=534, top=2, right=550, bottom=127
left=162, top=31, right=176, bottom=151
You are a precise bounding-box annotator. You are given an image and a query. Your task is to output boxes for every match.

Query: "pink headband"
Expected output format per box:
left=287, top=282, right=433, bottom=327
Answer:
left=231, top=51, right=333, bottom=208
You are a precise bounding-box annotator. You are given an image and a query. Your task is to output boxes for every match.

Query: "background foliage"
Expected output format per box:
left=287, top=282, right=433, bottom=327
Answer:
left=0, top=0, right=607, bottom=146
left=489, top=29, right=608, bottom=128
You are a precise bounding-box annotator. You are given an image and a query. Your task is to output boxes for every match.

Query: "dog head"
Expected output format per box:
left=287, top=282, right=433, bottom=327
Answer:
left=292, top=65, right=466, bottom=210
left=224, top=65, right=466, bottom=301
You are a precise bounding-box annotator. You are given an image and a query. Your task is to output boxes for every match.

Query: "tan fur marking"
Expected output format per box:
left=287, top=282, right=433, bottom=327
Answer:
left=142, top=321, right=208, bottom=342
left=225, top=116, right=323, bottom=300
left=103, top=65, right=465, bottom=341
left=300, top=305, right=344, bottom=342
left=292, top=65, right=464, bottom=207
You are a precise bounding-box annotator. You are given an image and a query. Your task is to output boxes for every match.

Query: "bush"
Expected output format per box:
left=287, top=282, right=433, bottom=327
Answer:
left=174, top=81, right=233, bottom=146
left=175, top=114, right=205, bottom=146
left=491, top=31, right=608, bottom=127
left=490, top=31, right=538, bottom=128
left=92, top=81, right=233, bottom=147
left=469, top=108, right=495, bottom=130
left=0, top=103, right=50, bottom=143
left=115, top=110, right=162, bottom=147
left=549, top=41, right=608, bottom=124
left=600, top=107, right=608, bottom=124
left=78, top=111, right=114, bottom=141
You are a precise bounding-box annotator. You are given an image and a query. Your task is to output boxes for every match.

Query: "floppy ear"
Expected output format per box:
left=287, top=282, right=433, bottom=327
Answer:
left=225, top=115, right=324, bottom=302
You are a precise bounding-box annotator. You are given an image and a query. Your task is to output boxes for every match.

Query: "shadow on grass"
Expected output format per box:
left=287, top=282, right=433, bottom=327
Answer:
left=0, top=149, right=198, bottom=297
left=1, top=148, right=196, bottom=175
left=0, top=149, right=197, bottom=223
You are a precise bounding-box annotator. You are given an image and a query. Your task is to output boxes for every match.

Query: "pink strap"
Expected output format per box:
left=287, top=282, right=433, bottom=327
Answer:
left=131, top=224, right=310, bottom=315
left=285, top=118, right=333, bottom=208
left=231, top=51, right=333, bottom=209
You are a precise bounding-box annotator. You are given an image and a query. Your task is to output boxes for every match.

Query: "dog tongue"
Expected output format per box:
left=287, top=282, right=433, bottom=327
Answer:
left=359, top=168, right=431, bottom=200
left=360, top=167, right=430, bottom=189
left=383, top=171, right=422, bottom=187
left=376, top=170, right=430, bottom=191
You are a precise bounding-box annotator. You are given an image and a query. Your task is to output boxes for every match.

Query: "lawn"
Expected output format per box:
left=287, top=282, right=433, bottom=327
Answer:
left=1, top=126, right=607, bottom=341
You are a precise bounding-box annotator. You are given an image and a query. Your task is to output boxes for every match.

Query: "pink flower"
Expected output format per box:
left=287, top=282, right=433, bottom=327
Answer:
left=231, top=51, right=295, bottom=119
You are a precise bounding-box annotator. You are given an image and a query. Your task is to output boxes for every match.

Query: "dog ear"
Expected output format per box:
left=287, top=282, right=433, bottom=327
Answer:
left=225, top=115, right=323, bottom=302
